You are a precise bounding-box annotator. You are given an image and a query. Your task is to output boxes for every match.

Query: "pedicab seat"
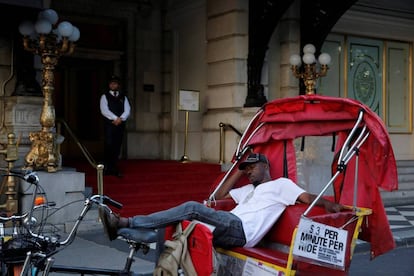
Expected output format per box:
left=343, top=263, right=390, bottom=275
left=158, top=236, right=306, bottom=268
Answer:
left=211, top=198, right=369, bottom=275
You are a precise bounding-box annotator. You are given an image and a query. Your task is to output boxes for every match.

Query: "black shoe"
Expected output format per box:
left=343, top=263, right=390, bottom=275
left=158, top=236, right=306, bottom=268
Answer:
left=104, top=169, right=123, bottom=177
left=98, top=206, right=120, bottom=241
left=103, top=169, right=113, bottom=176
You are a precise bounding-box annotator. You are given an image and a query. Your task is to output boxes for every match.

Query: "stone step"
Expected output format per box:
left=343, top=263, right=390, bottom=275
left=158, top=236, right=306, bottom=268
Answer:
left=398, top=174, right=414, bottom=183
left=397, top=160, right=414, bottom=167
left=395, top=181, right=414, bottom=190
left=397, top=166, right=414, bottom=175
left=381, top=160, right=414, bottom=206
left=381, top=189, right=414, bottom=207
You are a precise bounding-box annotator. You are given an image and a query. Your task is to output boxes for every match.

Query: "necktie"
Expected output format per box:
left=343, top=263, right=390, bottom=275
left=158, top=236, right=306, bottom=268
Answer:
left=114, top=91, right=118, bottom=97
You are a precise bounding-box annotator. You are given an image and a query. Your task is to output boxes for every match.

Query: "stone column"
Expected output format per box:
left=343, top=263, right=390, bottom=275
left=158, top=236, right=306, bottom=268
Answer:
left=203, top=0, right=255, bottom=163
left=279, top=0, right=301, bottom=98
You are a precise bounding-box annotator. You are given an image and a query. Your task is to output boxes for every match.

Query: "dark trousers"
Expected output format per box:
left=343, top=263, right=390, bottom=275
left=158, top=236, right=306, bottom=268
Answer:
left=128, top=201, right=246, bottom=248
left=103, top=122, right=125, bottom=173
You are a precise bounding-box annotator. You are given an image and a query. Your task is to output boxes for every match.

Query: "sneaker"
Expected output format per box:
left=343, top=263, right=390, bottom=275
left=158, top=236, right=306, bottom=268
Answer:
left=98, top=206, right=120, bottom=241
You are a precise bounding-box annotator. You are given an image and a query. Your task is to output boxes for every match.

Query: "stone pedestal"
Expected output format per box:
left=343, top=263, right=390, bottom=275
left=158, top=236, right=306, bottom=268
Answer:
left=19, top=169, right=85, bottom=229
left=2, top=96, right=42, bottom=167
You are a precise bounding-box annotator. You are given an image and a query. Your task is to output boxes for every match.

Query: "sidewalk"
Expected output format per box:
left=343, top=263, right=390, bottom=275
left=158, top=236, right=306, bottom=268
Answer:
left=48, top=229, right=155, bottom=276
left=47, top=204, right=414, bottom=275
left=383, top=205, right=414, bottom=247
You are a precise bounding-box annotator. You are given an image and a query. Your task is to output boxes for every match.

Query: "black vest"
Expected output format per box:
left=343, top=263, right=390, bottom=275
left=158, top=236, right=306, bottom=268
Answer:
left=104, top=91, right=125, bottom=123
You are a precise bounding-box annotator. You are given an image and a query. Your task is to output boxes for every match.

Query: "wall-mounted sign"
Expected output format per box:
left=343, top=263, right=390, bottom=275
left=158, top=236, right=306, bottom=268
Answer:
left=178, top=89, right=199, bottom=111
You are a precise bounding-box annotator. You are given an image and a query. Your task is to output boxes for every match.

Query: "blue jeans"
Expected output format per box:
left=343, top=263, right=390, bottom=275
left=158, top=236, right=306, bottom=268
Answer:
left=128, top=201, right=246, bottom=248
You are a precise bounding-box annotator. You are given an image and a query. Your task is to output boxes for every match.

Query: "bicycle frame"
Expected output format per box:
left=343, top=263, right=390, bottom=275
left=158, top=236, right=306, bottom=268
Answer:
left=0, top=170, right=153, bottom=276
left=19, top=194, right=153, bottom=276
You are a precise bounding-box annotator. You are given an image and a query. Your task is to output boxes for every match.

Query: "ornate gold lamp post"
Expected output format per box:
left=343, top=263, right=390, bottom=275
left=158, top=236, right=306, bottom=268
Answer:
left=18, top=9, right=80, bottom=172
left=290, top=44, right=331, bottom=94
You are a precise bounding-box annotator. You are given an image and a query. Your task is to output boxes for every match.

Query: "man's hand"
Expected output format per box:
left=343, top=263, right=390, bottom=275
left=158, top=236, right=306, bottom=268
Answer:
left=323, top=200, right=349, bottom=213
left=112, top=117, right=123, bottom=126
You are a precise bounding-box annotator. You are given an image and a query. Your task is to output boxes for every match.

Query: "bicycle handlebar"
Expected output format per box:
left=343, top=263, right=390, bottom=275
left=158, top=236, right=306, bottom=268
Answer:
left=0, top=212, right=28, bottom=222
left=102, top=195, right=123, bottom=209
left=8, top=168, right=39, bottom=185
left=89, top=194, right=123, bottom=209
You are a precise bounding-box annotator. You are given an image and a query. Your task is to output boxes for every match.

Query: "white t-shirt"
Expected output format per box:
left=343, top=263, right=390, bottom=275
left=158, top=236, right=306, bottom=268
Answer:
left=229, top=177, right=305, bottom=247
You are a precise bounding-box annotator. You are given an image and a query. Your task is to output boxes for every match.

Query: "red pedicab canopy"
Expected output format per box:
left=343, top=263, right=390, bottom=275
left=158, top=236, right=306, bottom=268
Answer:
left=234, top=94, right=398, bottom=258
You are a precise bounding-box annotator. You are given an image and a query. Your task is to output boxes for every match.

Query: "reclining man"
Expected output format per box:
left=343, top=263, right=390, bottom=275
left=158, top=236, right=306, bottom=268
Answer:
left=100, top=153, right=346, bottom=248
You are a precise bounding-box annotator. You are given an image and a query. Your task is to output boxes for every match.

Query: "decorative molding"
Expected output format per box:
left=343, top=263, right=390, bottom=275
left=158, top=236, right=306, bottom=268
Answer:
left=71, top=47, right=123, bottom=61
left=334, top=10, right=414, bottom=40
left=0, top=0, right=43, bottom=8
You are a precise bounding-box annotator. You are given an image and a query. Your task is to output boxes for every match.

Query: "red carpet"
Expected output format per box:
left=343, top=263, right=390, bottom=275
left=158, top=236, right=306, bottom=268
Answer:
left=65, top=159, right=222, bottom=217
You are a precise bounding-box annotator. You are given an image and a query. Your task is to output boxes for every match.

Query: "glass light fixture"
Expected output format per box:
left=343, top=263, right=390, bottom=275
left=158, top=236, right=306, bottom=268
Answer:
left=38, top=9, right=59, bottom=25
left=34, top=19, right=52, bottom=34
left=289, top=44, right=331, bottom=94
left=69, top=26, right=80, bottom=42
left=318, top=53, right=331, bottom=65
left=18, top=9, right=80, bottom=43
left=303, top=43, right=316, bottom=54
left=57, top=21, right=74, bottom=37
left=18, top=21, right=34, bottom=36
left=302, top=53, right=316, bottom=65
left=289, top=54, right=302, bottom=66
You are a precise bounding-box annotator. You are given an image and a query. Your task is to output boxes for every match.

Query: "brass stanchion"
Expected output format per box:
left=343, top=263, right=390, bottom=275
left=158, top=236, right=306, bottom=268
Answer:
left=97, top=164, right=104, bottom=226
left=180, top=111, right=190, bottom=163
left=219, top=122, right=225, bottom=164
left=97, top=164, right=104, bottom=195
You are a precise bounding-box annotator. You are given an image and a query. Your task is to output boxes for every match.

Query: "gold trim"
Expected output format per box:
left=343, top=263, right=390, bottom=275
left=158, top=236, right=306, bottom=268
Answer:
left=409, top=43, right=413, bottom=133
left=384, top=41, right=413, bottom=133
left=350, top=207, right=372, bottom=259
left=286, top=227, right=298, bottom=274
left=216, top=248, right=295, bottom=275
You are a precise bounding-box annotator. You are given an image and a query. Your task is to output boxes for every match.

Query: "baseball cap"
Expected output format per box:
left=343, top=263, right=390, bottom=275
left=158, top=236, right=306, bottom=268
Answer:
left=238, top=153, right=269, bottom=170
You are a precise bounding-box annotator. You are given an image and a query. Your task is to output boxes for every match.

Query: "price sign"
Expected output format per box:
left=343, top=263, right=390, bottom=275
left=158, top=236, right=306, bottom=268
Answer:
left=293, top=218, right=348, bottom=268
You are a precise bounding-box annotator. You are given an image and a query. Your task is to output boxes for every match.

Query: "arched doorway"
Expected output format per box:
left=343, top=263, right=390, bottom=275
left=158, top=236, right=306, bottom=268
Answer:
left=55, top=56, right=120, bottom=162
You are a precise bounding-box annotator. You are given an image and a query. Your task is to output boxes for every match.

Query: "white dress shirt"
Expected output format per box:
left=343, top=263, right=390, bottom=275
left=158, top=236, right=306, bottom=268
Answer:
left=100, top=91, right=131, bottom=121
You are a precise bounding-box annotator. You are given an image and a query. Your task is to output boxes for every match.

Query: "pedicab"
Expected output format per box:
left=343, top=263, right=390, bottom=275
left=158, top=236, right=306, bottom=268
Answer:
left=198, top=94, right=398, bottom=275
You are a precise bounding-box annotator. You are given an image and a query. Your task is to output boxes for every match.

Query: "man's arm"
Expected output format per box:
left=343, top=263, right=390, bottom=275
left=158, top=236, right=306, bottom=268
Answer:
left=100, top=95, right=118, bottom=121
left=214, top=169, right=244, bottom=200
left=120, top=96, right=131, bottom=121
left=297, top=192, right=346, bottom=213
